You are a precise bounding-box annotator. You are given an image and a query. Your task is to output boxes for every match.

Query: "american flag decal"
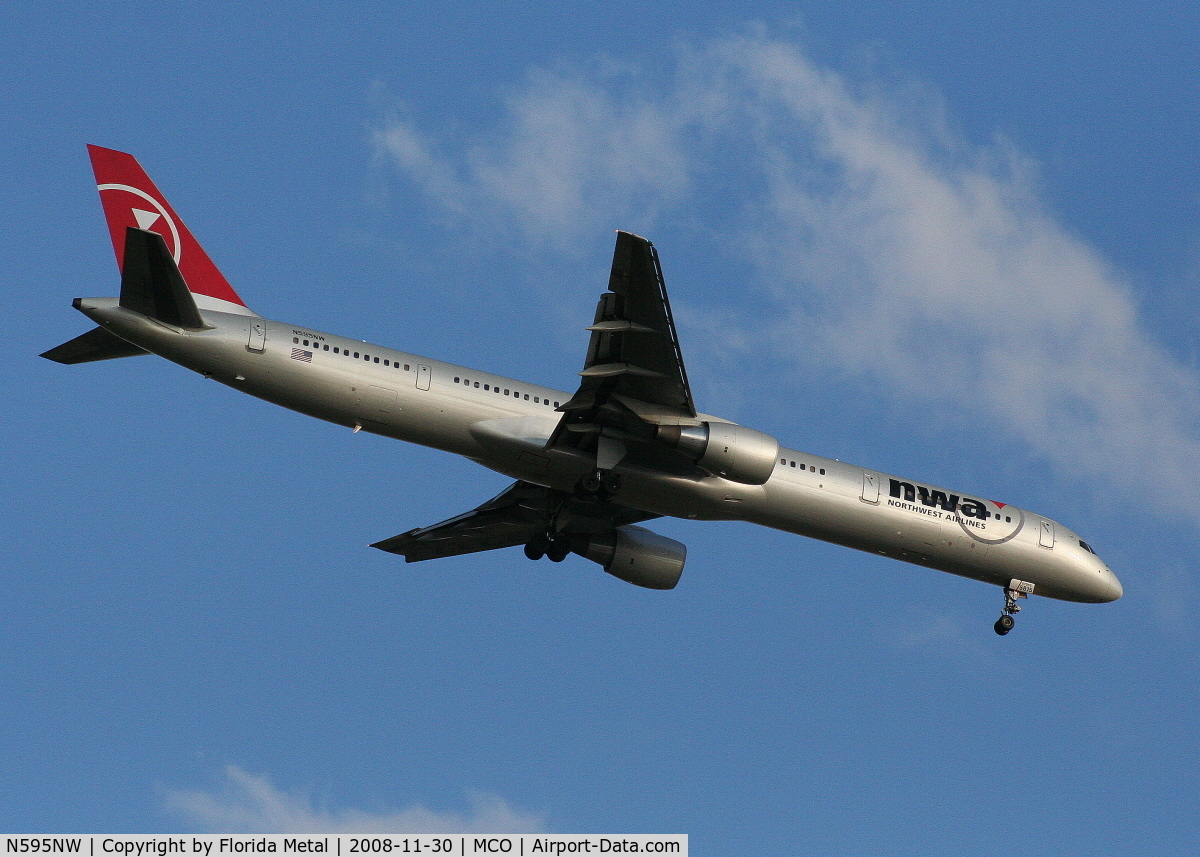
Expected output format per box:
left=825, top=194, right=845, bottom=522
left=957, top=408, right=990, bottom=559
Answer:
left=290, top=348, right=312, bottom=362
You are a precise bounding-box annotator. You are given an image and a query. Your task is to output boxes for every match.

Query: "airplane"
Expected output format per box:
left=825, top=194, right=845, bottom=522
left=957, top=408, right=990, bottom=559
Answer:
left=44, top=145, right=1123, bottom=635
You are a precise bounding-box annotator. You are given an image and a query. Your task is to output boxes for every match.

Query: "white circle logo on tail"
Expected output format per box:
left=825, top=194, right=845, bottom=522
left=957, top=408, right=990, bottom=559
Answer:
left=97, top=183, right=182, bottom=264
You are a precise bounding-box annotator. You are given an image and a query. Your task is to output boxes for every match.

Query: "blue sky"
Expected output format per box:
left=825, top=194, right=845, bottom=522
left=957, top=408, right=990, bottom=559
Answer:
left=4, top=2, right=1198, bottom=852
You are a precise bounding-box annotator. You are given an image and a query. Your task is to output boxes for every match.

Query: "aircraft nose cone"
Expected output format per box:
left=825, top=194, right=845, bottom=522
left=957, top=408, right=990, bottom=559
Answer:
left=1096, top=566, right=1124, bottom=602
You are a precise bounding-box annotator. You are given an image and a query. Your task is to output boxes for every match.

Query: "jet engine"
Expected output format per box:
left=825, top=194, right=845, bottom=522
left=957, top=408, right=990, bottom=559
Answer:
left=575, top=525, right=687, bottom=590
left=657, top=421, right=780, bottom=485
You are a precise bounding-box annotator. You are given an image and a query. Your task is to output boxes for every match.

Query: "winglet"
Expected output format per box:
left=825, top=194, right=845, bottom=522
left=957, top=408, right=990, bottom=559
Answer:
left=87, top=145, right=255, bottom=316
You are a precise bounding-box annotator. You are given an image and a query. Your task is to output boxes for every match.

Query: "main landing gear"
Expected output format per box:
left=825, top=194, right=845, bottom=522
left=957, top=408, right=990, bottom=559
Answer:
left=575, top=468, right=622, bottom=501
left=524, top=531, right=571, bottom=563
left=525, top=469, right=622, bottom=563
left=994, top=583, right=1030, bottom=635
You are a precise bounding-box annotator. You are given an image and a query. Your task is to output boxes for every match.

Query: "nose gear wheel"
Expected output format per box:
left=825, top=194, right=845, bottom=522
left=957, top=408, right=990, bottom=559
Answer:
left=994, top=585, right=1026, bottom=635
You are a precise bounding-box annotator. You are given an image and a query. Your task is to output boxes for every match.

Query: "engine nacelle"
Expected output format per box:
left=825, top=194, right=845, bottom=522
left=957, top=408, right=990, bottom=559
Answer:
left=577, top=525, right=686, bottom=590
left=657, top=421, right=780, bottom=485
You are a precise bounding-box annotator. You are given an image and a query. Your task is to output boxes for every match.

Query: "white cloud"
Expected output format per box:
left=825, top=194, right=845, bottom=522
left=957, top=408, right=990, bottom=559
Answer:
left=374, top=68, right=690, bottom=248
left=700, top=33, right=1200, bottom=510
left=165, top=766, right=545, bottom=834
left=373, top=29, right=1200, bottom=524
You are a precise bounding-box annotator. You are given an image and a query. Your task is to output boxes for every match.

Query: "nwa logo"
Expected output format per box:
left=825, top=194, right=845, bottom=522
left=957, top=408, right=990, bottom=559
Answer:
left=889, top=479, right=992, bottom=519
left=888, top=479, right=1023, bottom=543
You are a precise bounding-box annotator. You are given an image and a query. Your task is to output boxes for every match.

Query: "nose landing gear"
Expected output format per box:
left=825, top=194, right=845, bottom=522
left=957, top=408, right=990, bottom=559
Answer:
left=994, top=579, right=1035, bottom=635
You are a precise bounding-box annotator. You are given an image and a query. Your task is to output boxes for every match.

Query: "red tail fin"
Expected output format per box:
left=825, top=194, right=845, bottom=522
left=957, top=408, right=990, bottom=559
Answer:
left=87, top=145, right=254, bottom=315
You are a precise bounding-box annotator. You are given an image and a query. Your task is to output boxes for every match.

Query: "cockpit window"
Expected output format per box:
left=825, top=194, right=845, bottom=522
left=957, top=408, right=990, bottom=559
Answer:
left=1079, top=540, right=1095, bottom=554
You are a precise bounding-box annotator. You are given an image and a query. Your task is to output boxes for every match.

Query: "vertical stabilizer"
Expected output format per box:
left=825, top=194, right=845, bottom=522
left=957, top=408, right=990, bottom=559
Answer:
left=87, top=145, right=256, bottom=316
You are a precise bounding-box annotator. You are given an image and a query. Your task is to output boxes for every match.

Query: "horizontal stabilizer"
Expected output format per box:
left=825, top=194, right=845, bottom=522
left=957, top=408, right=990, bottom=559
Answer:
left=120, top=227, right=207, bottom=329
left=40, top=325, right=149, bottom=364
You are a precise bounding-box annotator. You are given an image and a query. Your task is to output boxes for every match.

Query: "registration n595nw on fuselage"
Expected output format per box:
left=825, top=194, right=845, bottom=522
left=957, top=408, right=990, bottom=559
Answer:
left=45, top=146, right=1123, bottom=635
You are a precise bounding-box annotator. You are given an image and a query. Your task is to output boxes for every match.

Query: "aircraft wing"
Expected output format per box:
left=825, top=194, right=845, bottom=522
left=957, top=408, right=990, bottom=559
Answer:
left=548, top=232, right=702, bottom=469
left=374, top=235, right=693, bottom=566
left=370, top=480, right=658, bottom=562
left=559, top=231, right=696, bottom=419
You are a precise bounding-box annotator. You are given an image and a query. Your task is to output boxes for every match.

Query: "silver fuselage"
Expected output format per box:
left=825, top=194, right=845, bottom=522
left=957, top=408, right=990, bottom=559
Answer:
left=77, top=298, right=1124, bottom=604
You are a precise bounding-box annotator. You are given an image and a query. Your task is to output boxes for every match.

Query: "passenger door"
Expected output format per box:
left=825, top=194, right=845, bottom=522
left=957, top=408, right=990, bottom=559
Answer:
left=1039, top=518, right=1056, bottom=548
left=247, top=319, right=266, bottom=352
